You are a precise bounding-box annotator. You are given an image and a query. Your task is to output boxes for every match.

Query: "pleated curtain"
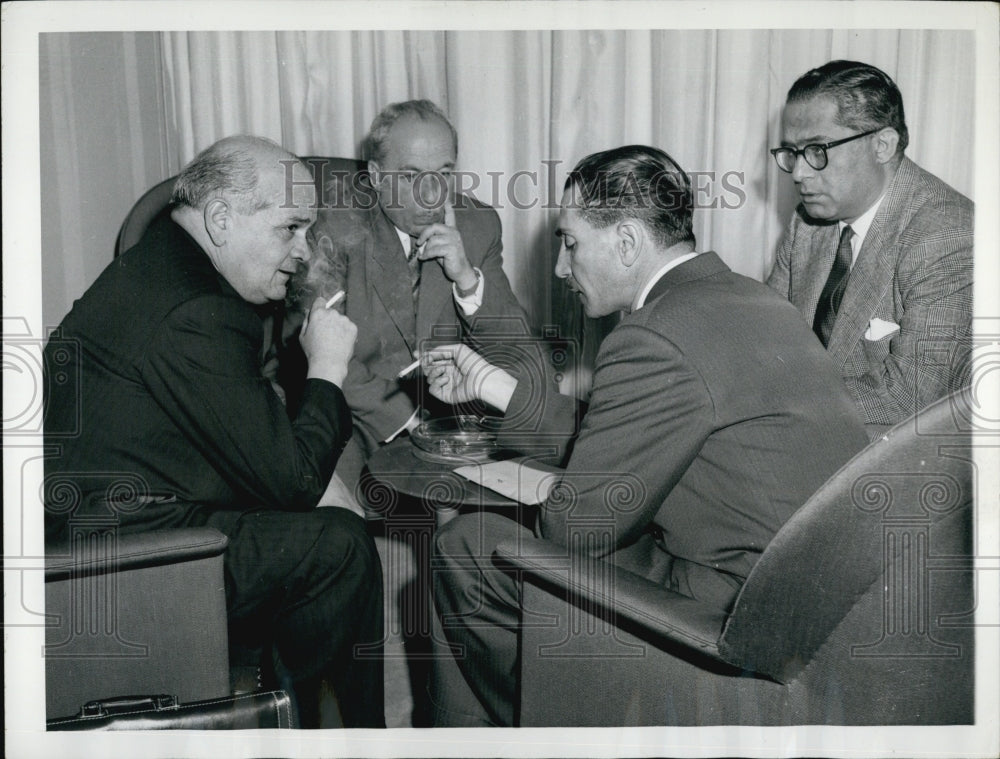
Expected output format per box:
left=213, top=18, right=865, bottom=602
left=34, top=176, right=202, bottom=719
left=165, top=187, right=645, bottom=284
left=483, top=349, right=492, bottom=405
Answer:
left=41, top=29, right=974, bottom=375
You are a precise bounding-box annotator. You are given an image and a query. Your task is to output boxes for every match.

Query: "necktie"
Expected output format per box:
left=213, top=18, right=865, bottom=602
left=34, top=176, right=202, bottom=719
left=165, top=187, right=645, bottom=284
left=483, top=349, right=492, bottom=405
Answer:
left=406, top=236, right=422, bottom=313
left=813, top=225, right=853, bottom=347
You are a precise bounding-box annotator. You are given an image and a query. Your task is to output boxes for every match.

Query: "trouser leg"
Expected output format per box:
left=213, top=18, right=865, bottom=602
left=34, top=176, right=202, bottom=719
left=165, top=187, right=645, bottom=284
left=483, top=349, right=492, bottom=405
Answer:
left=205, top=507, right=385, bottom=728
left=429, top=512, right=528, bottom=727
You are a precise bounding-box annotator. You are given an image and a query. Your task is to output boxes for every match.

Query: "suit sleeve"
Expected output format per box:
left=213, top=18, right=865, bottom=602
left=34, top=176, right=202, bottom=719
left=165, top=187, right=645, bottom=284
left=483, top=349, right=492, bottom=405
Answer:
left=497, top=371, right=582, bottom=465
left=533, top=324, right=714, bottom=552
left=140, top=294, right=352, bottom=511
left=340, top=352, right=418, bottom=443
left=848, top=213, right=974, bottom=423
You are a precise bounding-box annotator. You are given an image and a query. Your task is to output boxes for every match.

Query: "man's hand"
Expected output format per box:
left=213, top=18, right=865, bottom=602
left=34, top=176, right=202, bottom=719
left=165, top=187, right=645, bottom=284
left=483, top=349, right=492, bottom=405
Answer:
left=300, top=296, right=357, bottom=387
left=415, top=201, right=478, bottom=291
left=422, top=343, right=517, bottom=413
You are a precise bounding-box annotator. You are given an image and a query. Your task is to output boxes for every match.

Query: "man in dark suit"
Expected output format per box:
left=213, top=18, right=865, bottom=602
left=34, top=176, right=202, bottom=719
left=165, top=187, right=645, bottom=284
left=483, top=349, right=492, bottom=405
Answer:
left=306, top=100, right=531, bottom=487
left=767, top=60, right=974, bottom=432
left=43, top=135, right=384, bottom=728
left=420, top=145, right=870, bottom=726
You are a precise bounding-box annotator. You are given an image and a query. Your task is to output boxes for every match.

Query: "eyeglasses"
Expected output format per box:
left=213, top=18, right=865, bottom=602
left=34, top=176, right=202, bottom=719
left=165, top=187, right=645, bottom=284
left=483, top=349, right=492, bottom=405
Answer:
left=770, top=128, right=881, bottom=173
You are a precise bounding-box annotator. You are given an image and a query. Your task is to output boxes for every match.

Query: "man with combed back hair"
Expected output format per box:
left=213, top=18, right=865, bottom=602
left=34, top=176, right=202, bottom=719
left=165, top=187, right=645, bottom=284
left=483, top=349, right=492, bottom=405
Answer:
left=44, top=135, right=384, bottom=728
left=422, top=145, right=868, bottom=726
left=767, top=60, right=974, bottom=433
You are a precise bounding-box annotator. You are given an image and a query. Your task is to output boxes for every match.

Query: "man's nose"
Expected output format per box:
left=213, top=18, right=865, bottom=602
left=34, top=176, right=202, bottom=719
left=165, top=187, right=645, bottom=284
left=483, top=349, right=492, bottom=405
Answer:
left=417, top=173, right=447, bottom=206
left=554, top=247, right=570, bottom=279
left=790, top=152, right=813, bottom=183
left=291, top=233, right=311, bottom=262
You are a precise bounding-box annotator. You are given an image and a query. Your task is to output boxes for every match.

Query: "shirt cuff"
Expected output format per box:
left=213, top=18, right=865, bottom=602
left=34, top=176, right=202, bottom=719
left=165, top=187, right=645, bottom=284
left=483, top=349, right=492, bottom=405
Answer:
left=453, top=267, right=484, bottom=315
left=383, top=406, right=421, bottom=444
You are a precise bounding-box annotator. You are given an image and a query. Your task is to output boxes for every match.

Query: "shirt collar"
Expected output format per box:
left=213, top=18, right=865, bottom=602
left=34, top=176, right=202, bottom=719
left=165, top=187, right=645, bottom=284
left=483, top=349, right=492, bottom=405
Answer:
left=632, top=251, right=700, bottom=311
left=840, top=191, right=885, bottom=249
left=394, top=225, right=419, bottom=255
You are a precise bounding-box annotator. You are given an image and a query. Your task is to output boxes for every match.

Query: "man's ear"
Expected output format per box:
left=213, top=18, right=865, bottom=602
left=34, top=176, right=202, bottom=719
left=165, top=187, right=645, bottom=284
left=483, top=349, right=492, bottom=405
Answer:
left=873, top=127, right=900, bottom=164
left=367, top=160, right=382, bottom=187
left=204, top=199, right=230, bottom=247
left=617, top=220, right=641, bottom=267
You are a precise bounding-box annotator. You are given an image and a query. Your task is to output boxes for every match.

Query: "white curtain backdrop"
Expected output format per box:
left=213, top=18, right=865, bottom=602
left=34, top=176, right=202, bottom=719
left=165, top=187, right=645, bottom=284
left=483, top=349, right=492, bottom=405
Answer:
left=39, top=32, right=171, bottom=329
left=157, top=29, right=974, bottom=368
left=36, top=29, right=976, bottom=361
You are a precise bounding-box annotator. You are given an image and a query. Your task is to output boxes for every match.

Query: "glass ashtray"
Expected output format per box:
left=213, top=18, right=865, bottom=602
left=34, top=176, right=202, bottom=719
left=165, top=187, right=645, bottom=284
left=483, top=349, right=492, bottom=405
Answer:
left=410, top=415, right=502, bottom=463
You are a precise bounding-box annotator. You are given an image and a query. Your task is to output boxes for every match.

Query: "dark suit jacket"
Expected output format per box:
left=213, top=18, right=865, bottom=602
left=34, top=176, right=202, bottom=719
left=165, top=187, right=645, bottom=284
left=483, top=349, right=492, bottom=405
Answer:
left=500, top=252, right=869, bottom=611
left=767, top=157, right=974, bottom=427
left=309, top=187, right=531, bottom=484
left=43, top=212, right=352, bottom=540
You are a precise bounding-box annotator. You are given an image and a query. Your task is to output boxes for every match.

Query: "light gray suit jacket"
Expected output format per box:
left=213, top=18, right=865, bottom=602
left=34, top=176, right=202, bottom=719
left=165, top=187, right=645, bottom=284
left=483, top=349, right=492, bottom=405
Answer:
left=767, top=157, right=973, bottom=427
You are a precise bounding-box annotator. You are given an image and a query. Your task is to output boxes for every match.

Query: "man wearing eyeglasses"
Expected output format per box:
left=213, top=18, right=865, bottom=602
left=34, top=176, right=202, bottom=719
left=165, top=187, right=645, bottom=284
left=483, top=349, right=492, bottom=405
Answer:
left=766, top=60, right=973, bottom=432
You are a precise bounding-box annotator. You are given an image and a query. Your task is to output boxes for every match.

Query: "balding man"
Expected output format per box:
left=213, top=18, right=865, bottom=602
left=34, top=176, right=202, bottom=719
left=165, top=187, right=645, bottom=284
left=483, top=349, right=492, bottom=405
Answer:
left=306, top=100, right=531, bottom=487
left=43, top=135, right=384, bottom=728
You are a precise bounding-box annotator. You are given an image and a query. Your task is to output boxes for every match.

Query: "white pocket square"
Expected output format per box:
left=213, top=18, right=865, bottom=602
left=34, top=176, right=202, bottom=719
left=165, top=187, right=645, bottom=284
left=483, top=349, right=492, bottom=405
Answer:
left=864, top=318, right=900, bottom=341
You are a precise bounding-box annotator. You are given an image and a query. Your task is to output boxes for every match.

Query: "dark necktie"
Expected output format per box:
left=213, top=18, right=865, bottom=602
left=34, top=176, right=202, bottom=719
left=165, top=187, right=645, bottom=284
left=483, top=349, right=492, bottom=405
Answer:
left=406, top=236, right=422, bottom=313
left=813, top=224, right=853, bottom=347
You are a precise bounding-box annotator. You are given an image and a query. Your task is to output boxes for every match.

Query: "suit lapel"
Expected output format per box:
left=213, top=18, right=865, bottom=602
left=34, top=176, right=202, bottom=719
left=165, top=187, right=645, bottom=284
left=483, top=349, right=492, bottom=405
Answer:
left=795, top=218, right=840, bottom=320
left=366, top=209, right=418, bottom=351
left=826, top=158, right=915, bottom=367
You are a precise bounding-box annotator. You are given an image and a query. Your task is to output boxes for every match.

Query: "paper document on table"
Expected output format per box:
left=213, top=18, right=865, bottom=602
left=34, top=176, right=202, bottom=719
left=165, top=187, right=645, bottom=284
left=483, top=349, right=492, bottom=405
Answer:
left=453, top=460, right=558, bottom=505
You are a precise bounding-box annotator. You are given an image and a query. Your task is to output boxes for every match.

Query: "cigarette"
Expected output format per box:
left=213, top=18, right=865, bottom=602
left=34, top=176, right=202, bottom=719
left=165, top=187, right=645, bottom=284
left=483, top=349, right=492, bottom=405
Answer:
left=324, top=291, right=345, bottom=309
left=397, top=357, right=422, bottom=378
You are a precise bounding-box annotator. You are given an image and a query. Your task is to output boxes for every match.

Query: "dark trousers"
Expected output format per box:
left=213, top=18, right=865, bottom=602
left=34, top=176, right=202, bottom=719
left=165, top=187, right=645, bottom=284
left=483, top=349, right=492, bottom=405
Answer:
left=429, top=512, right=526, bottom=726
left=204, top=506, right=385, bottom=728
left=429, top=512, right=687, bottom=727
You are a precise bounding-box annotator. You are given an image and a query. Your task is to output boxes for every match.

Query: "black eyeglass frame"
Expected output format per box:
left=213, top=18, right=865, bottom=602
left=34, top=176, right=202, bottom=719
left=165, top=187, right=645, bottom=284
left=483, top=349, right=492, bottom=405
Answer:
left=770, top=128, right=882, bottom=173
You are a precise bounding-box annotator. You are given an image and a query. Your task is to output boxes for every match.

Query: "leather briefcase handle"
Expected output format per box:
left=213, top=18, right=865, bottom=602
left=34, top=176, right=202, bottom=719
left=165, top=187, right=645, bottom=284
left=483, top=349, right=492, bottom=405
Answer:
left=80, top=694, right=178, bottom=718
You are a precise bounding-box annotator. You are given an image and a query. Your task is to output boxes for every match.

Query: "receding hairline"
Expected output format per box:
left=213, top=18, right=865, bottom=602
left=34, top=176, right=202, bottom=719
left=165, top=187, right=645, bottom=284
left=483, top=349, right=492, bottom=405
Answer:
left=383, top=113, right=456, bottom=154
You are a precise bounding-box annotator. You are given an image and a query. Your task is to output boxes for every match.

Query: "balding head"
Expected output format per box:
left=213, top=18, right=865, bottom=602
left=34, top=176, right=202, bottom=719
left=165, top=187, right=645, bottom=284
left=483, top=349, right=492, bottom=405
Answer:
left=171, top=135, right=298, bottom=215
left=170, top=135, right=317, bottom=304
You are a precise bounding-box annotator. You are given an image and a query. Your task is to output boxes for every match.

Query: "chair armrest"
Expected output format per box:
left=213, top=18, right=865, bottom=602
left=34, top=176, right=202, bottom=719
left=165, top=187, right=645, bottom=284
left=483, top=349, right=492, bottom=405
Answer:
left=494, top=537, right=727, bottom=657
left=46, top=527, right=228, bottom=581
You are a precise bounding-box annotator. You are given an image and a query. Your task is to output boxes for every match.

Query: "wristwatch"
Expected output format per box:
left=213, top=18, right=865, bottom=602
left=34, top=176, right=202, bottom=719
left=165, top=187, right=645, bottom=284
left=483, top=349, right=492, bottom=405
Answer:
left=456, top=268, right=482, bottom=297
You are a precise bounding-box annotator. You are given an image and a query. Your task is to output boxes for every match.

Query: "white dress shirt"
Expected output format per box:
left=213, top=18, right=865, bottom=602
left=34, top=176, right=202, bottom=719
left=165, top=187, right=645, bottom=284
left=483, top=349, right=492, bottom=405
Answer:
left=840, top=192, right=886, bottom=268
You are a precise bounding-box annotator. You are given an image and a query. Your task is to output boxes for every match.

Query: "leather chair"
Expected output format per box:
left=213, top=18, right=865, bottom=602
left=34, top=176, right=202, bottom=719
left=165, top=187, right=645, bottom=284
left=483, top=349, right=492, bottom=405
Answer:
left=45, top=527, right=232, bottom=720
left=496, top=388, right=975, bottom=726
left=114, top=157, right=367, bottom=256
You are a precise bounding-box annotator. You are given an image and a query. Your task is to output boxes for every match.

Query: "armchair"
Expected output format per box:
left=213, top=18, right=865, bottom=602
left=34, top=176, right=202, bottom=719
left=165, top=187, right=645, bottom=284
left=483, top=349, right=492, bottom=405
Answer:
left=45, top=528, right=229, bottom=718
left=496, top=388, right=975, bottom=725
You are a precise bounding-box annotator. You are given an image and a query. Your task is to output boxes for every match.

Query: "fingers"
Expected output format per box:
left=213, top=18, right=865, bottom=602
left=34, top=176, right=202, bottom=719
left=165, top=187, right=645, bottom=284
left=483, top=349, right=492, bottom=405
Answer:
left=421, top=343, right=462, bottom=366
left=415, top=223, right=451, bottom=251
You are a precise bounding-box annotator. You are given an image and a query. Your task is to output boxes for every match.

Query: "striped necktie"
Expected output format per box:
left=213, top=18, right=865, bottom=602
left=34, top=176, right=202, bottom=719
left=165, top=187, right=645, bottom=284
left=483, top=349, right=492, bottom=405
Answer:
left=813, top=224, right=853, bottom=347
left=406, top=236, right=422, bottom=312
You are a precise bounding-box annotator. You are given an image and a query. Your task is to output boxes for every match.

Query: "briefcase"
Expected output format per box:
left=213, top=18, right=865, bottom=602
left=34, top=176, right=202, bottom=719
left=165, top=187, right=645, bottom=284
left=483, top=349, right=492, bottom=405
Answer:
left=46, top=691, right=296, bottom=730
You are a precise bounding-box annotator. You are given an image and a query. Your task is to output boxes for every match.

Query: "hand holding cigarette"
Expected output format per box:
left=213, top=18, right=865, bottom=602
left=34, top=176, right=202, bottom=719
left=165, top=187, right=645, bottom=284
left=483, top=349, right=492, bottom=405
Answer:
left=301, top=294, right=357, bottom=387
left=421, top=344, right=517, bottom=412
left=397, top=356, right=422, bottom=378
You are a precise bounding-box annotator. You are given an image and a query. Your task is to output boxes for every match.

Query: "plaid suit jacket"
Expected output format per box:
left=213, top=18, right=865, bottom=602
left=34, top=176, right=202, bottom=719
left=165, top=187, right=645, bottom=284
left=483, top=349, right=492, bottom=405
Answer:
left=767, top=157, right=974, bottom=427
